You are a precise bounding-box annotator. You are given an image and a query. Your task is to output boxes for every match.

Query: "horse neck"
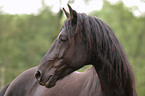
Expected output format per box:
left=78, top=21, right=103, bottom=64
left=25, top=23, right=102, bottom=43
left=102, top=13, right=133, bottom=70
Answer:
left=92, top=47, right=136, bottom=96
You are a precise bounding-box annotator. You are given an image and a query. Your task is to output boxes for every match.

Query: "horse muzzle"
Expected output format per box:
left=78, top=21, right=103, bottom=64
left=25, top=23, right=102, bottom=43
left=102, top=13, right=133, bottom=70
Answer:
left=35, top=68, right=57, bottom=88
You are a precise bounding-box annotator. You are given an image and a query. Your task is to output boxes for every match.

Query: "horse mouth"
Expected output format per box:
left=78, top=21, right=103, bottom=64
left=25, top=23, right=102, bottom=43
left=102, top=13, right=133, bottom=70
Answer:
left=45, top=75, right=57, bottom=88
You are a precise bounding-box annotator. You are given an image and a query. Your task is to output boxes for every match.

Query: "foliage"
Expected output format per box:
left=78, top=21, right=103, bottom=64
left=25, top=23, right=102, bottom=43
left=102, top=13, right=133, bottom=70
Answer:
left=0, top=7, right=62, bottom=86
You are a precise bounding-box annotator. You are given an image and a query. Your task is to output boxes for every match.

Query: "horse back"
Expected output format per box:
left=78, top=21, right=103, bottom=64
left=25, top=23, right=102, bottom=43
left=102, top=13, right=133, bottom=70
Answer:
left=4, top=67, right=38, bottom=96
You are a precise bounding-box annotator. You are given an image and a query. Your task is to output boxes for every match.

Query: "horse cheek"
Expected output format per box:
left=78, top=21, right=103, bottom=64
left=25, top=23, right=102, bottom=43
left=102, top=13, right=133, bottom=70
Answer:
left=58, top=47, right=66, bottom=59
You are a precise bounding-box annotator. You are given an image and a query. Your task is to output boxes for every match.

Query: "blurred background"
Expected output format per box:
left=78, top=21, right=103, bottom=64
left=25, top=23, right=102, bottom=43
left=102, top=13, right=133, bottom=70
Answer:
left=0, top=0, right=145, bottom=95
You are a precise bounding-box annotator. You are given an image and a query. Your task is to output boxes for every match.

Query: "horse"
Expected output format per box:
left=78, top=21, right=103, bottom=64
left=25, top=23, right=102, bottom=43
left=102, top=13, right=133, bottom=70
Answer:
left=2, top=4, right=137, bottom=96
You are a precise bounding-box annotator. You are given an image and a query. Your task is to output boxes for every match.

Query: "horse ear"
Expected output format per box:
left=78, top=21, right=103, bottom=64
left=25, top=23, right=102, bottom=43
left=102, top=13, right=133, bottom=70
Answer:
left=62, top=8, right=69, bottom=18
left=67, top=4, right=77, bottom=25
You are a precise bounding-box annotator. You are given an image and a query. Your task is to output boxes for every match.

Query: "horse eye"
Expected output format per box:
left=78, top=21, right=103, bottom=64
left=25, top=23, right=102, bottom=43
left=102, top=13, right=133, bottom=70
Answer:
left=60, top=36, right=67, bottom=42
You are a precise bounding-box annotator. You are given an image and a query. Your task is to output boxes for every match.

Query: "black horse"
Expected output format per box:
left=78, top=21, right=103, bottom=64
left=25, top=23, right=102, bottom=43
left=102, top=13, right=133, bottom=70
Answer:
left=2, top=4, right=137, bottom=96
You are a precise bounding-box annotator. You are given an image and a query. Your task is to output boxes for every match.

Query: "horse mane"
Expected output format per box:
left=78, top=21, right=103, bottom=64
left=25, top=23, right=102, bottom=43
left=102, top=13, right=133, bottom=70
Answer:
left=65, top=13, right=137, bottom=96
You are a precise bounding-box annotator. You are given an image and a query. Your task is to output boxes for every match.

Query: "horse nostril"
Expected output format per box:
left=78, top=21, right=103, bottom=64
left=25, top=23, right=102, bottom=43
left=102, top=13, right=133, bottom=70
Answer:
left=35, top=70, right=41, bottom=80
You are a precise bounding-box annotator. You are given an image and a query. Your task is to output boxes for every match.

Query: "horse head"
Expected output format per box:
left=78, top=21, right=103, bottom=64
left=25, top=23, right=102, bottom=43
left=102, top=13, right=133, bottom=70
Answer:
left=35, top=4, right=92, bottom=88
